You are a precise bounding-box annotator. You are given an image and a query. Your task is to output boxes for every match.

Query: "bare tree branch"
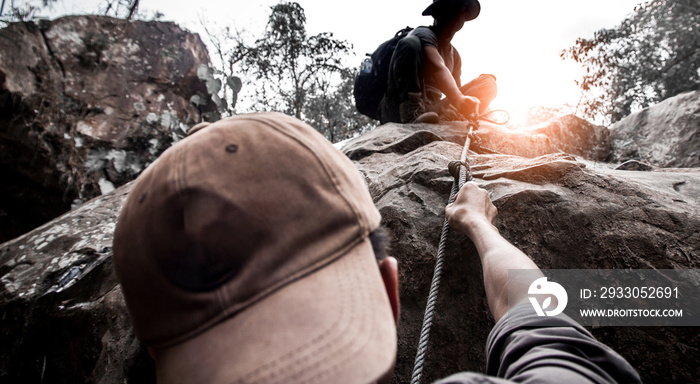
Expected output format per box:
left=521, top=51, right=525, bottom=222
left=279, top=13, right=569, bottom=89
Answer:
left=126, top=0, right=138, bottom=20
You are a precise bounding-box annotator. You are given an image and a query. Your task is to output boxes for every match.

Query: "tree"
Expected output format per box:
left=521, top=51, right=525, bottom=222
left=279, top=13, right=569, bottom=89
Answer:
left=240, top=2, right=353, bottom=120
left=205, top=1, right=374, bottom=142
left=303, top=69, right=375, bottom=143
left=563, top=0, right=700, bottom=124
left=1, top=0, right=141, bottom=22
left=199, top=21, right=246, bottom=116
left=99, top=0, right=139, bottom=20
left=0, top=0, right=58, bottom=23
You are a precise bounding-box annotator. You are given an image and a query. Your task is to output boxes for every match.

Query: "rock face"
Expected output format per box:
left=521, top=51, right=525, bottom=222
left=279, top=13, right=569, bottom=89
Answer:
left=609, top=90, right=700, bottom=168
left=0, top=15, right=220, bottom=243
left=0, top=183, right=155, bottom=383
left=1, top=111, right=699, bottom=383
left=348, top=123, right=699, bottom=384
left=344, top=114, right=611, bottom=162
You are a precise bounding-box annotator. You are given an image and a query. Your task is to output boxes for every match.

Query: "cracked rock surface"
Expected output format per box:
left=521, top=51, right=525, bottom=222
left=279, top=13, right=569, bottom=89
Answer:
left=1, top=108, right=699, bottom=382
left=609, top=90, right=700, bottom=168
left=0, top=16, right=220, bottom=243
left=347, top=121, right=699, bottom=384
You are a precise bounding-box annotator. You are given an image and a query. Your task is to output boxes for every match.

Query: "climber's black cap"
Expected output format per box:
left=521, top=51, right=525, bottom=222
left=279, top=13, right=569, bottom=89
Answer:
left=423, top=0, right=480, bottom=20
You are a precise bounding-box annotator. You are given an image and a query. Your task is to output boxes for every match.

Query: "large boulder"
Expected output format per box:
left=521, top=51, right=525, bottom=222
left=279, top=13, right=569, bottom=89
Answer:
left=347, top=122, right=699, bottom=383
left=344, top=114, right=610, bottom=162
left=0, top=15, right=220, bottom=243
left=0, top=183, right=151, bottom=383
left=0, top=117, right=698, bottom=383
left=609, top=90, right=700, bottom=168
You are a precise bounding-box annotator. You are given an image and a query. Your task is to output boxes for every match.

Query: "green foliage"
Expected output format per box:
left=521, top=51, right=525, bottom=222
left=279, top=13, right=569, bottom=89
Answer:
left=563, top=0, right=700, bottom=124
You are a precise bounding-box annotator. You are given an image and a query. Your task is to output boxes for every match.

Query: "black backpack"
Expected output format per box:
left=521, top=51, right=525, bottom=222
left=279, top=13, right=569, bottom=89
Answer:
left=353, top=27, right=413, bottom=120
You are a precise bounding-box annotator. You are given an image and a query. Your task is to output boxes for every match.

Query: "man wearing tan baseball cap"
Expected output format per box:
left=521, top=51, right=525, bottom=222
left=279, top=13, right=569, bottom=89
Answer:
left=113, top=112, right=399, bottom=383
left=114, top=112, right=640, bottom=383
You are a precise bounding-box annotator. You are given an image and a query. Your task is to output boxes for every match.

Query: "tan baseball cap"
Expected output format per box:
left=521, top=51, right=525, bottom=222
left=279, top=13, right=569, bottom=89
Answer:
left=113, top=112, right=396, bottom=383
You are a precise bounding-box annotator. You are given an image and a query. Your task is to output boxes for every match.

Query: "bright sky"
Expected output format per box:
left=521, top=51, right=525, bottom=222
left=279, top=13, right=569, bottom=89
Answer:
left=28, top=0, right=647, bottom=120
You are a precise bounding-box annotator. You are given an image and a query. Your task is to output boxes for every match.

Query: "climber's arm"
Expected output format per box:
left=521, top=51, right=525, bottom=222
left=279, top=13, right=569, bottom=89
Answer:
left=423, top=46, right=479, bottom=116
left=445, top=182, right=641, bottom=383
left=445, top=182, right=543, bottom=321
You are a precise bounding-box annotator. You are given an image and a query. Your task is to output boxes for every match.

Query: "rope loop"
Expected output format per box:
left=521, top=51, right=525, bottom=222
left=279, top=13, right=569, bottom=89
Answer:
left=478, top=109, right=510, bottom=125
left=448, top=160, right=468, bottom=180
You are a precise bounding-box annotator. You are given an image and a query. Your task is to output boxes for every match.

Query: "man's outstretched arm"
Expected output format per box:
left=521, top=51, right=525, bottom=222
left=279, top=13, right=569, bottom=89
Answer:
left=445, top=182, right=543, bottom=321
left=423, top=46, right=480, bottom=116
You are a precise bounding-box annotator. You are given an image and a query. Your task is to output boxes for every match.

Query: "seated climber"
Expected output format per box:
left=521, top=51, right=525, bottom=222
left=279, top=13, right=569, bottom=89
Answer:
left=112, top=112, right=640, bottom=383
left=379, top=0, right=498, bottom=125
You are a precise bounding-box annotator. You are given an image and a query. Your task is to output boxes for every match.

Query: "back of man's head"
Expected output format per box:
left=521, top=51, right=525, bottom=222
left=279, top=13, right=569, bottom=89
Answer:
left=113, top=112, right=397, bottom=383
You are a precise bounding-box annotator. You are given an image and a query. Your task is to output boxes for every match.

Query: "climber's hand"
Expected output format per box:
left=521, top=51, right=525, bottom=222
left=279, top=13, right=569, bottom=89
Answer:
left=445, top=182, right=497, bottom=239
left=457, top=96, right=480, bottom=119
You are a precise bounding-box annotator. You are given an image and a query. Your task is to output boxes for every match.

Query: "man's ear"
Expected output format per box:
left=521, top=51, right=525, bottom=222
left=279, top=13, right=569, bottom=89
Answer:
left=378, top=257, right=400, bottom=324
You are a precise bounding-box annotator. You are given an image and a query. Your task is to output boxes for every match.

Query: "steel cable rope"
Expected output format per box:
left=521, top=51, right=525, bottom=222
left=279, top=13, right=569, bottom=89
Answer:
left=410, top=109, right=508, bottom=384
